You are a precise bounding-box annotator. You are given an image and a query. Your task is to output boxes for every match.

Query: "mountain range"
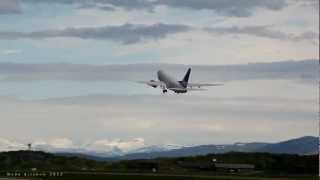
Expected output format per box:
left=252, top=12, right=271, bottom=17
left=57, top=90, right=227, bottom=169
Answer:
left=55, top=136, right=318, bottom=160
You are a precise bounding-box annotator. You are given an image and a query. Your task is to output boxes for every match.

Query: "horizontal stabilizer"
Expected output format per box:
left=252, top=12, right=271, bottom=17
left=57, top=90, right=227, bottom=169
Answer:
left=188, top=83, right=223, bottom=88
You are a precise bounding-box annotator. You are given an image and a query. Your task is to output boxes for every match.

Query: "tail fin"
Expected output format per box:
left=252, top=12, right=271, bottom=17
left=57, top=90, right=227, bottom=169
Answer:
left=179, top=68, right=191, bottom=88
left=182, top=68, right=191, bottom=83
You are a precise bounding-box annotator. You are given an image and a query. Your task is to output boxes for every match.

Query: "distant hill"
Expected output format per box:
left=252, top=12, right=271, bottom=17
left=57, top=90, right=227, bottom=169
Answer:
left=119, top=143, right=268, bottom=160
left=117, top=136, right=318, bottom=160
left=257, top=136, right=318, bottom=155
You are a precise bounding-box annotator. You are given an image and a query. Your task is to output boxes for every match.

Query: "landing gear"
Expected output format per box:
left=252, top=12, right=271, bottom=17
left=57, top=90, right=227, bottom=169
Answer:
left=162, top=89, right=168, bottom=93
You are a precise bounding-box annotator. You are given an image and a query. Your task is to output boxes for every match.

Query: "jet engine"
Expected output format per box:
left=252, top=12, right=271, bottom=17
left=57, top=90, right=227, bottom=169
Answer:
left=147, top=80, right=158, bottom=88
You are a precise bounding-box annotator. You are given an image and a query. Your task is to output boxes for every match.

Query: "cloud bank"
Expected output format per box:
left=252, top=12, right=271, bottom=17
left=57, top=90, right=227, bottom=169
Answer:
left=0, top=23, right=316, bottom=45
left=0, top=60, right=317, bottom=82
left=17, top=0, right=289, bottom=17
left=0, top=23, right=191, bottom=44
left=204, top=26, right=319, bottom=44
left=0, top=0, right=20, bottom=14
left=0, top=137, right=146, bottom=154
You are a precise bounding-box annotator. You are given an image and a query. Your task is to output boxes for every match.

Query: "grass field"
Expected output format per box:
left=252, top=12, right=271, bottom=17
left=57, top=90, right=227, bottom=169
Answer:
left=18, top=172, right=318, bottom=180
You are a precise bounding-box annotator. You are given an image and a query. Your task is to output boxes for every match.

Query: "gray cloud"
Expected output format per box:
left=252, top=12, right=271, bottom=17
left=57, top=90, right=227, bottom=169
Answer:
left=21, top=0, right=288, bottom=17
left=0, top=24, right=317, bottom=44
left=0, top=23, right=191, bottom=44
left=0, top=0, right=20, bottom=14
left=154, top=0, right=287, bottom=17
left=204, top=26, right=319, bottom=44
left=291, top=0, right=319, bottom=10
left=0, top=60, right=317, bottom=82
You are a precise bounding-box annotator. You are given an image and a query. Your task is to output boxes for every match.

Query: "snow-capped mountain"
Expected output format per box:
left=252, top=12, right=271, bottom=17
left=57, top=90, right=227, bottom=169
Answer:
left=131, top=144, right=182, bottom=154
left=119, top=136, right=318, bottom=160
left=0, top=136, right=317, bottom=160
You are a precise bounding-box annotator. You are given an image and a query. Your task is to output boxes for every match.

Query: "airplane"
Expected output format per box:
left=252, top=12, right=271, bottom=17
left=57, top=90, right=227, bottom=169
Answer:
left=138, top=68, right=222, bottom=94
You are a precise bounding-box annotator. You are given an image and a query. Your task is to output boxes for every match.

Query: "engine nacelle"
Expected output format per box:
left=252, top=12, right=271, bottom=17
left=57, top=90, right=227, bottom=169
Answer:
left=147, top=80, right=158, bottom=88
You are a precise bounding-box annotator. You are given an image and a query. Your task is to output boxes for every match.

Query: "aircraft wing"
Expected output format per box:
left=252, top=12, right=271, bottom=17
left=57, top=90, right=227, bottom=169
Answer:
left=137, top=80, right=165, bottom=87
left=186, top=87, right=207, bottom=91
left=168, top=87, right=208, bottom=91
left=187, top=83, right=223, bottom=88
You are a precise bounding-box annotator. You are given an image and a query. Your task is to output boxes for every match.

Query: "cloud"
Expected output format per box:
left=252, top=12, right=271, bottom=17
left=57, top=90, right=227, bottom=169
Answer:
left=1, top=49, right=22, bottom=55
left=47, top=138, right=74, bottom=149
left=292, top=0, right=319, bottom=10
left=0, top=0, right=20, bottom=14
left=0, top=60, right=317, bottom=82
left=153, top=0, right=288, bottom=17
left=87, top=138, right=145, bottom=153
left=0, top=92, right=317, bottom=145
left=0, top=23, right=191, bottom=44
left=0, top=137, right=146, bottom=154
left=204, top=26, right=319, bottom=44
left=0, top=138, right=25, bottom=151
left=0, top=23, right=317, bottom=46
left=22, top=0, right=288, bottom=17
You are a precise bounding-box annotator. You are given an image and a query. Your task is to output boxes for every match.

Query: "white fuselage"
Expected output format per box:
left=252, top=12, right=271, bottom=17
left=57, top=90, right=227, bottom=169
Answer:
left=157, top=70, right=186, bottom=92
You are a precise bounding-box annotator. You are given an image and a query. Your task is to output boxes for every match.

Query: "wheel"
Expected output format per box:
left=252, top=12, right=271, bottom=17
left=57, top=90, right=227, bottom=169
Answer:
left=162, top=89, right=167, bottom=93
